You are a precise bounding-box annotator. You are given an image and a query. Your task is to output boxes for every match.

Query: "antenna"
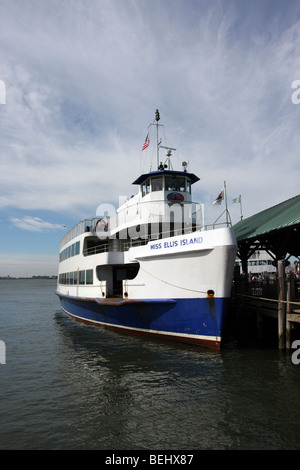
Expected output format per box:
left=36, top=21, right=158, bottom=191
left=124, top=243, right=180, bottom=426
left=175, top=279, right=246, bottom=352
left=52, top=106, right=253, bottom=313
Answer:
left=148, top=109, right=176, bottom=169
left=160, top=145, right=176, bottom=170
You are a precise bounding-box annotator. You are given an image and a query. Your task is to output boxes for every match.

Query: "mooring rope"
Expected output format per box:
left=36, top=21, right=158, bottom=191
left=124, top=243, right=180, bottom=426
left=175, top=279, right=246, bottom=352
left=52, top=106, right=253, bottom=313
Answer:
left=140, top=267, right=208, bottom=294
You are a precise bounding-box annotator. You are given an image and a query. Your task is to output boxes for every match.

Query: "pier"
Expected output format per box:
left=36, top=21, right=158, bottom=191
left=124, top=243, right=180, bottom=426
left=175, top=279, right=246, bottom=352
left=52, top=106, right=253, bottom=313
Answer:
left=229, top=195, right=300, bottom=349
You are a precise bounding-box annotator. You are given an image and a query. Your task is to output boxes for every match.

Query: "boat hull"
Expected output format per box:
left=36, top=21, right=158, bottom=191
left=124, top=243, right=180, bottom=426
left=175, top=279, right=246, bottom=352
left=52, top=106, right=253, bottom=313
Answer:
left=56, top=292, right=229, bottom=350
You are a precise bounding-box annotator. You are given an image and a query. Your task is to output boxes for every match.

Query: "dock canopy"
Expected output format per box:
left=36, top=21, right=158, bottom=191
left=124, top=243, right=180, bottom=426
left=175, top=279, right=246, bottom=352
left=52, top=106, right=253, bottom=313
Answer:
left=233, top=194, right=300, bottom=272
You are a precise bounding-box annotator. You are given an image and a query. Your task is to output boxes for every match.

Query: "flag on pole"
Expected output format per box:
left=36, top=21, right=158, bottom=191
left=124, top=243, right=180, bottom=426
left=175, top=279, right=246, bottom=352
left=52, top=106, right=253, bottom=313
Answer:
left=142, top=133, right=150, bottom=151
left=213, top=189, right=224, bottom=205
left=232, top=194, right=243, bottom=220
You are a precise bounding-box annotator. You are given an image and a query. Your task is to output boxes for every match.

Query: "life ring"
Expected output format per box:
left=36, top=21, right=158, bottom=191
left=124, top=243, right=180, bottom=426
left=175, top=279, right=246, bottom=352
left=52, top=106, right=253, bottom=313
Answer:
left=96, top=218, right=105, bottom=228
left=96, top=218, right=108, bottom=232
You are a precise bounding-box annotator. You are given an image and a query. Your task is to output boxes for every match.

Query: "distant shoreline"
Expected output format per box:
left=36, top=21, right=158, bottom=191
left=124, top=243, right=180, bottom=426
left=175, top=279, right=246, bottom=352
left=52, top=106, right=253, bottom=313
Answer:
left=0, top=276, right=57, bottom=280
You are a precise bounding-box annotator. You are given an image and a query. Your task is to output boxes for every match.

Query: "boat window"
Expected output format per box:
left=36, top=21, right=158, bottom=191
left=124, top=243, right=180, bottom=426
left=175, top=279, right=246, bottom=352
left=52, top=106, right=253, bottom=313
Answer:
left=151, top=176, right=163, bottom=191
left=141, top=178, right=151, bottom=197
left=59, top=270, right=94, bottom=285
left=86, top=269, right=93, bottom=285
left=186, top=178, right=191, bottom=193
left=79, top=270, right=85, bottom=285
left=146, top=179, right=150, bottom=194
left=165, top=176, right=186, bottom=192
left=60, top=240, right=80, bottom=262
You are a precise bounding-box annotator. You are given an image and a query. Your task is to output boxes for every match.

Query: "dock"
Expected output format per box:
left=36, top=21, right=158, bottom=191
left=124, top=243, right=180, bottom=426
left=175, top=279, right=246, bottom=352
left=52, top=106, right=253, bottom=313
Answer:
left=229, top=195, right=300, bottom=349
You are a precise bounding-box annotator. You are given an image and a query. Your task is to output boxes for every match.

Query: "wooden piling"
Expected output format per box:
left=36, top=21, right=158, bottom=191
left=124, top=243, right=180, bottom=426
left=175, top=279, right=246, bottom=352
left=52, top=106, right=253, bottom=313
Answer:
left=286, top=273, right=295, bottom=349
left=278, top=260, right=286, bottom=350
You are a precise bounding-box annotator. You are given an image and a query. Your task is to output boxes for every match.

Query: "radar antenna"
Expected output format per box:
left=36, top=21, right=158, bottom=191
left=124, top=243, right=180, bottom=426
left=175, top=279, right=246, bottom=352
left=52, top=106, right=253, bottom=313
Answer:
left=159, top=145, right=176, bottom=170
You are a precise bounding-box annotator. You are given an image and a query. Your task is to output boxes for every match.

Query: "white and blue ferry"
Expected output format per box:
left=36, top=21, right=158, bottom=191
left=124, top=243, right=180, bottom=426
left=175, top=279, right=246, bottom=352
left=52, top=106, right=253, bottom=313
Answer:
left=56, top=111, right=237, bottom=349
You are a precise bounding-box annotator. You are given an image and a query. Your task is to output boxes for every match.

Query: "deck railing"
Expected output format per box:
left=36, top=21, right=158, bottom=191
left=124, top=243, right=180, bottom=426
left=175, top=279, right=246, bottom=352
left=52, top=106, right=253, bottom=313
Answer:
left=61, top=210, right=231, bottom=251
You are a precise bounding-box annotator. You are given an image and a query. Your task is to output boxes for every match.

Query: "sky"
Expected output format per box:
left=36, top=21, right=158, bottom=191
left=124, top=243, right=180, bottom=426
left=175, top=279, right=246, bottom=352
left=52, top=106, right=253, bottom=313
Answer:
left=0, top=0, right=300, bottom=276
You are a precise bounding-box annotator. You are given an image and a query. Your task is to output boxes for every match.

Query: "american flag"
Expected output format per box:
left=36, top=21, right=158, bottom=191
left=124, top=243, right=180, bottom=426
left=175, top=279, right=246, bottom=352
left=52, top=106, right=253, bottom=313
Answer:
left=142, top=133, right=150, bottom=151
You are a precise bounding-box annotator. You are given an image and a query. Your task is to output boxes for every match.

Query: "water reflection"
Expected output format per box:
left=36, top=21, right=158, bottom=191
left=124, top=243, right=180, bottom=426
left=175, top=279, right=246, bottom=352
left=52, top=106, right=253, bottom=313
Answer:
left=54, top=310, right=300, bottom=450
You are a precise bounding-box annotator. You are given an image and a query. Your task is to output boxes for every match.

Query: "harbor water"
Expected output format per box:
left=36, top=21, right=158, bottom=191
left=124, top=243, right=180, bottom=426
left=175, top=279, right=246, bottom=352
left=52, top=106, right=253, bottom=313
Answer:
left=0, top=278, right=299, bottom=450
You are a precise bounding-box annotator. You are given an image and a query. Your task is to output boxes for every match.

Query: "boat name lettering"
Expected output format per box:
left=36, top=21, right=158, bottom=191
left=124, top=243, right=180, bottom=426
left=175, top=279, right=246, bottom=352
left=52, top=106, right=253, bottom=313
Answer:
left=150, top=237, right=203, bottom=250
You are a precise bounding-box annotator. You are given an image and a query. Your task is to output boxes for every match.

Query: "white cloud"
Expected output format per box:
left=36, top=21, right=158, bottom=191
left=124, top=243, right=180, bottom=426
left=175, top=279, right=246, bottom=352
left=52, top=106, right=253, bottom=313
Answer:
left=9, top=216, right=66, bottom=232
left=1, top=0, right=300, bottom=276
left=0, top=0, right=300, bottom=225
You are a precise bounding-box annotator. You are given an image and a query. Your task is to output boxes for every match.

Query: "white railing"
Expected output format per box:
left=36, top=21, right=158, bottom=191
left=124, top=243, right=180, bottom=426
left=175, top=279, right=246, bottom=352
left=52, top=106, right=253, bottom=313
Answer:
left=79, top=222, right=232, bottom=257
left=83, top=243, right=109, bottom=256
left=60, top=204, right=231, bottom=251
left=60, top=219, right=95, bottom=250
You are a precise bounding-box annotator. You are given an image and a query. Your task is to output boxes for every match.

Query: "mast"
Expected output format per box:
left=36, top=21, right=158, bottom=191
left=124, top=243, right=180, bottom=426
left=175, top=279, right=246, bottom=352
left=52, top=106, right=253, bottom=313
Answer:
left=154, top=109, right=176, bottom=170
left=155, top=109, right=160, bottom=169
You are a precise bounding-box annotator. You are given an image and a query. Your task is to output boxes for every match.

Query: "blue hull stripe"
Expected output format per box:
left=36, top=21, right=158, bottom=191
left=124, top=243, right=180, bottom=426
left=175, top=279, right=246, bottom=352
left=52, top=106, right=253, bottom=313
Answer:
left=56, top=292, right=229, bottom=349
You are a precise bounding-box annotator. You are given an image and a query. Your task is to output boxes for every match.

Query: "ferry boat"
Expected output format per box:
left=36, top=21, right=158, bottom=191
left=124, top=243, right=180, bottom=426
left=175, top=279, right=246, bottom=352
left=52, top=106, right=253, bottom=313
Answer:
left=56, top=111, right=237, bottom=349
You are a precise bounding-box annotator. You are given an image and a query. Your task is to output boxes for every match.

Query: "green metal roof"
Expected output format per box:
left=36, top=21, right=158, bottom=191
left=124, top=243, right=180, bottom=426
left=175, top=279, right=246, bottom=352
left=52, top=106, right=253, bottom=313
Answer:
left=233, top=194, right=300, bottom=242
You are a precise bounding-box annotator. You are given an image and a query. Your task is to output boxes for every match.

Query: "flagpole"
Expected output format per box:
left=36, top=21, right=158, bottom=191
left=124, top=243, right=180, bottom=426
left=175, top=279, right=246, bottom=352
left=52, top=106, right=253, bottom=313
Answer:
left=239, top=195, right=243, bottom=220
left=224, top=181, right=228, bottom=225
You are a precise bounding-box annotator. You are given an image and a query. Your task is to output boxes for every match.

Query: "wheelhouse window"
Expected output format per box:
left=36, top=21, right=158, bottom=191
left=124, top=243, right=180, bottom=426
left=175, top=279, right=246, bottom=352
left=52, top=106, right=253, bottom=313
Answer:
left=186, top=178, right=191, bottom=193
left=140, top=175, right=191, bottom=196
left=151, top=176, right=163, bottom=191
left=165, top=176, right=186, bottom=192
left=142, top=178, right=151, bottom=197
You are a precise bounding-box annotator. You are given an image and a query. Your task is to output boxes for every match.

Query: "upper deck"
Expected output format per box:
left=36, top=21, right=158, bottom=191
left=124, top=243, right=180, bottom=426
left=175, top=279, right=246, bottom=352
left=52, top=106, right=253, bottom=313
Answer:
left=60, top=166, right=202, bottom=251
left=60, top=218, right=94, bottom=250
left=59, top=110, right=230, bottom=253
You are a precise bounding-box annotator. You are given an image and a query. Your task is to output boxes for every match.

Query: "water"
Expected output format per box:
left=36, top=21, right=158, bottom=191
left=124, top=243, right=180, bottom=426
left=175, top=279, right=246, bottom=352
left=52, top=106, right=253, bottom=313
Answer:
left=0, top=279, right=299, bottom=450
